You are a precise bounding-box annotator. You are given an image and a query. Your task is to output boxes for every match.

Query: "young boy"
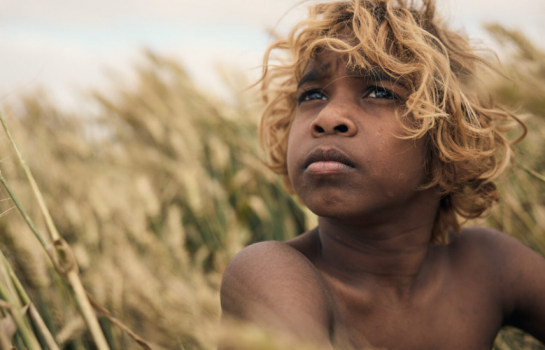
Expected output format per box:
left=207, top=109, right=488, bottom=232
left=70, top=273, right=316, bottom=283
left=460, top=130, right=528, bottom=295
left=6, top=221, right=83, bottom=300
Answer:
left=220, top=0, right=545, bottom=349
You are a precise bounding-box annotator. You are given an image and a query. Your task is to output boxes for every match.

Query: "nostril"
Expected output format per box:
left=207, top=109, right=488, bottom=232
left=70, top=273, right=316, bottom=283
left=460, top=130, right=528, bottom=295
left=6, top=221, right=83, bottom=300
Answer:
left=335, top=124, right=348, bottom=133
left=314, top=125, right=325, bottom=133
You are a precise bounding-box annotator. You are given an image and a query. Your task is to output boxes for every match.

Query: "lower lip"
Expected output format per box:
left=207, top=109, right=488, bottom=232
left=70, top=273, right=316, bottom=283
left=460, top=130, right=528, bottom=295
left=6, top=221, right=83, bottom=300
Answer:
left=306, top=161, right=353, bottom=174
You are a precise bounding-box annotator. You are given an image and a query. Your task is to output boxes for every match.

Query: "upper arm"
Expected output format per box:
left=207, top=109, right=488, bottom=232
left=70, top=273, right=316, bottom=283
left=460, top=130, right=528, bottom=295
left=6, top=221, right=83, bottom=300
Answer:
left=219, top=241, right=334, bottom=347
left=480, top=229, right=545, bottom=341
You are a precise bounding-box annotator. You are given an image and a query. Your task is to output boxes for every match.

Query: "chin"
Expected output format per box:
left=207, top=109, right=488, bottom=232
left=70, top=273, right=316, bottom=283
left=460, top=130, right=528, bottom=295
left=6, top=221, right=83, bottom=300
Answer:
left=299, top=184, right=414, bottom=226
left=301, top=191, right=373, bottom=221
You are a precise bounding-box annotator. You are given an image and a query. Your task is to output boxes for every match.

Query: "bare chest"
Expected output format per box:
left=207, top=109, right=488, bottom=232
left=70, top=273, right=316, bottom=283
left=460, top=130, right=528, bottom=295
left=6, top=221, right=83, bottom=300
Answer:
left=323, top=274, right=504, bottom=350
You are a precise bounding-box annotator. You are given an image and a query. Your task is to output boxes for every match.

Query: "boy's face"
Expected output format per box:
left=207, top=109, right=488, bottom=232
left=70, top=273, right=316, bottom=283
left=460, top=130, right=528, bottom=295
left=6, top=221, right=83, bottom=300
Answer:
left=287, top=51, right=436, bottom=225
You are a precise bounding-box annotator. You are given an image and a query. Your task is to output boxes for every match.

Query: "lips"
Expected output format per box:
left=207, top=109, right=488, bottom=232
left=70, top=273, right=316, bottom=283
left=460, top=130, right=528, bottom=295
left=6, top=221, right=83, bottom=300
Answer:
left=303, top=147, right=356, bottom=170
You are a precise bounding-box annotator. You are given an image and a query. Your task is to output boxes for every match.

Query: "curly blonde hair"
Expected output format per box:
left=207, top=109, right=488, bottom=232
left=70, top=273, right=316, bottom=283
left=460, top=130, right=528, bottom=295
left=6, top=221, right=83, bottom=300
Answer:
left=258, top=0, right=526, bottom=243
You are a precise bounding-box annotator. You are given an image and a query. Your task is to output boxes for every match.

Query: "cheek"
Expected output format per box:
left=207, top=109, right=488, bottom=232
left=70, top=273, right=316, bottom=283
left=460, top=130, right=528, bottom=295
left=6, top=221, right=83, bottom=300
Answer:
left=362, top=114, right=428, bottom=190
left=286, top=129, right=296, bottom=172
left=381, top=114, right=427, bottom=172
left=286, top=118, right=305, bottom=182
left=375, top=136, right=428, bottom=189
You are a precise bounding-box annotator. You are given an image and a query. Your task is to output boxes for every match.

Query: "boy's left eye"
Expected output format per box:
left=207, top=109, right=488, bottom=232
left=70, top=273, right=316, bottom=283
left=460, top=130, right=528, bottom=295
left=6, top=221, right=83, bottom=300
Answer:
left=367, top=87, right=396, bottom=100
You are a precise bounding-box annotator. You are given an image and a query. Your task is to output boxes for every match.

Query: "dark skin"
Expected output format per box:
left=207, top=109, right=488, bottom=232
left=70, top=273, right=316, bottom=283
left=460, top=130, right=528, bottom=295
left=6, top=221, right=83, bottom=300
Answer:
left=219, top=52, right=545, bottom=350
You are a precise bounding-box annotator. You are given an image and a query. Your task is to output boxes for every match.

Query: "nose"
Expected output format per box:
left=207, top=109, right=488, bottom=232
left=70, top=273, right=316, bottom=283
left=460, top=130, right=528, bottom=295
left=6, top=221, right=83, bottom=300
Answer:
left=310, top=102, right=358, bottom=137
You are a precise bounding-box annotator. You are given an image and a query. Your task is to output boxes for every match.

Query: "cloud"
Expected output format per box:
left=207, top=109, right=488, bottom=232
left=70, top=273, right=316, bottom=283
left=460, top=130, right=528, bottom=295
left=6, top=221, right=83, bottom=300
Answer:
left=1, top=0, right=542, bottom=28
left=0, top=0, right=298, bottom=27
left=0, top=29, right=137, bottom=108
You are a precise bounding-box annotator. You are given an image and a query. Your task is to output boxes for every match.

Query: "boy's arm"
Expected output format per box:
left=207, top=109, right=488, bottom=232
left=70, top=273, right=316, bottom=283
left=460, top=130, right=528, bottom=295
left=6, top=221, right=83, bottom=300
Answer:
left=490, top=230, right=545, bottom=341
left=219, top=241, right=334, bottom=348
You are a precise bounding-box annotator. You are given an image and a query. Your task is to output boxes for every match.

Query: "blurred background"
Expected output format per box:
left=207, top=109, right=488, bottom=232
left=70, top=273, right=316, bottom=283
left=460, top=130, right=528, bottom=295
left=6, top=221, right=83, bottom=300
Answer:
left=0, top=0, right=544, bottom=349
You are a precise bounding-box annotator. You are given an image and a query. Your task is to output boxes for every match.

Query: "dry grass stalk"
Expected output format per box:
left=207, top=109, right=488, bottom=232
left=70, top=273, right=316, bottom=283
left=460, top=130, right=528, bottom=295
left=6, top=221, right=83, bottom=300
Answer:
left=0, top=249, right=60, bottom=350
left=0, top=287, right=39, bottom=350
left=0, top=108, right=154, bottom=349
left=518, top=163, right=545, bottom=184
left=0, top=111, right=110, bottom=350
left=87, top=293, right=152, bottom=350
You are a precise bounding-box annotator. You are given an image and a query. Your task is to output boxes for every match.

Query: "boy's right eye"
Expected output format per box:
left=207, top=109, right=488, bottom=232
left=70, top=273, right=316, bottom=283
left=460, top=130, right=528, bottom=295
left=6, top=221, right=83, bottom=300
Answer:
left=298, top=89, right=327, bottom=104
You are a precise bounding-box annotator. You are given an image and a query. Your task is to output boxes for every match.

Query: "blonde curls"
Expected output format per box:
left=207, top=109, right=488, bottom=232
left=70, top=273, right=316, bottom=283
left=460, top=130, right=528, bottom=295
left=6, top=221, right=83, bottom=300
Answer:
left=258, top=0, right=526, bottom=243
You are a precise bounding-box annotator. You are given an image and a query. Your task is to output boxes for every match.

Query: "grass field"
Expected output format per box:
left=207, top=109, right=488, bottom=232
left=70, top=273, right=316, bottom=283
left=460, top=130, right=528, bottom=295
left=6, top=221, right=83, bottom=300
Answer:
left=0, top=25, right=543, bottom=349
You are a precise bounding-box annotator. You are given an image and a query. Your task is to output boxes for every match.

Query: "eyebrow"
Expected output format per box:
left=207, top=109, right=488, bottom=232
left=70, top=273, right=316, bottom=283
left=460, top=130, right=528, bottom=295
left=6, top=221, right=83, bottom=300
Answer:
left=297, top=64, right=406, bottom=90
left=297, top=63, right=332, bottom=89
left=354, top=67, right=397, bottom=84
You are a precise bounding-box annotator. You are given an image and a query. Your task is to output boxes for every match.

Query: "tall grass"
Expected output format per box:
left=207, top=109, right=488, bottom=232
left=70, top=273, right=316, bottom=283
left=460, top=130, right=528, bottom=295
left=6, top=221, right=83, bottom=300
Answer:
left=0, top=26, right=542, bottom=349
left=481, top=25, right=545, bottom=350
left=0, top=51, right=308, bottom=349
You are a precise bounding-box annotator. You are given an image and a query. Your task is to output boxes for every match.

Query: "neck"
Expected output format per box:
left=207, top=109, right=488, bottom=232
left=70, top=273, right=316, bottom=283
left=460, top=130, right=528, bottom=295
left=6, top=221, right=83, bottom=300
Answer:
left=315, top=207, right=438, bottom=301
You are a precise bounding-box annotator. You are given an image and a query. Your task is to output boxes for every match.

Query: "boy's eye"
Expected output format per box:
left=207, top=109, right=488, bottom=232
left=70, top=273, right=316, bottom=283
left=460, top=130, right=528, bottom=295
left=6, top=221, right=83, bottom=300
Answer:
left=299, top=89, right=327, bottom=103
left=367, top=87, right=396, bottom=100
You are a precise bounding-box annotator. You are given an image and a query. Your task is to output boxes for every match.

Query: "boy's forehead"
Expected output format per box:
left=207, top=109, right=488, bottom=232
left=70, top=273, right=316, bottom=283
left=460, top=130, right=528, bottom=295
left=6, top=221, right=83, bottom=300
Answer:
left=298, top=52, right=396, bottom=88
left=302, top=51, right=344, bottom=75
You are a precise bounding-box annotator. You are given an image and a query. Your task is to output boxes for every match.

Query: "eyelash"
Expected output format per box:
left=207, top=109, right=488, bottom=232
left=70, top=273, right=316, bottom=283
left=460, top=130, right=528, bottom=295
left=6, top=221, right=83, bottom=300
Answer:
left=297, top=86, right=398, bottom=104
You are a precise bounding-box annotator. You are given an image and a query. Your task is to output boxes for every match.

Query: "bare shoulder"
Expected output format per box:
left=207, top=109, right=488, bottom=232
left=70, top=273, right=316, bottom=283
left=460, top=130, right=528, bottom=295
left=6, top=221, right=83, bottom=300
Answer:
left=447, top=226, right=543, bottom=286
left=220, top=240, right=334, bottom=344
left=450, top=226, right=522, bottom=255
left=221, top=240, right=327, bottom=294
left=448, top=226, right=545, bottom=341
left=448, top=226, right=542, bottom=268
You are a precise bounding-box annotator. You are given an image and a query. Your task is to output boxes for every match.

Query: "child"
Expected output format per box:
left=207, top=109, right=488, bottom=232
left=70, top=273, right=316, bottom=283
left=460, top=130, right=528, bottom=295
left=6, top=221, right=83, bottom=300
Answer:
left=220, top=0, right=545, bottom=349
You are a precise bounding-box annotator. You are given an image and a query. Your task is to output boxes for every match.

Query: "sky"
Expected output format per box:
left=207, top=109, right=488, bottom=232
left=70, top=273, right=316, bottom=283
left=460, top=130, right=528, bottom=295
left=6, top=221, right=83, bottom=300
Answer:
left=0, top=0, right=543, bottom=110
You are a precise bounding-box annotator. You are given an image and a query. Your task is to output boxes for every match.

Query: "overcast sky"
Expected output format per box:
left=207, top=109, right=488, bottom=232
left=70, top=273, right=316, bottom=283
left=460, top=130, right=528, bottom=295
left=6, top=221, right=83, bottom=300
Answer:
left=0, top=0, right=543, bottom=110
